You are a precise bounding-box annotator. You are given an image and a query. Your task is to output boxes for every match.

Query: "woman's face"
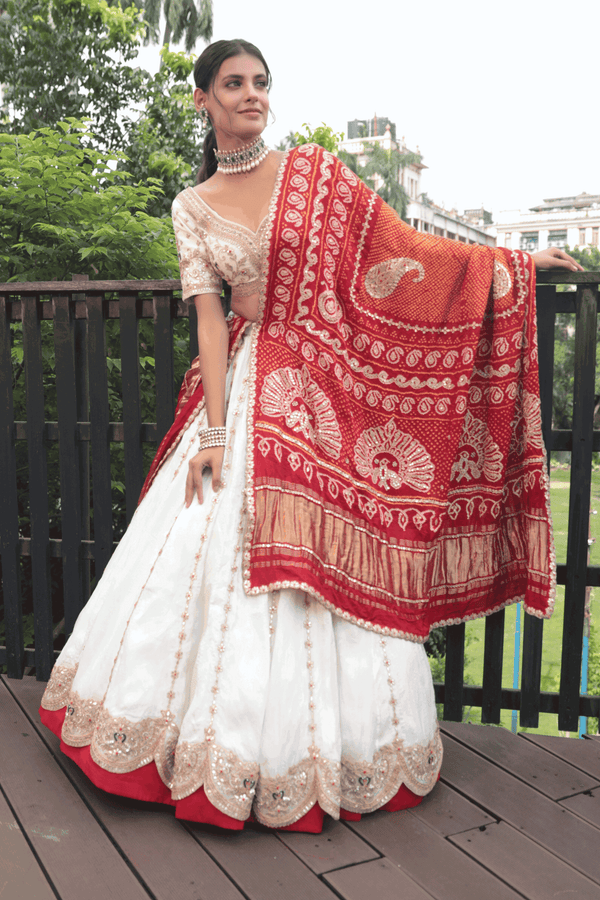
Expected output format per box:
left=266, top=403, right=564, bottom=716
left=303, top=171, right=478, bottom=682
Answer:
left=195, top=53, right=269, bottom=144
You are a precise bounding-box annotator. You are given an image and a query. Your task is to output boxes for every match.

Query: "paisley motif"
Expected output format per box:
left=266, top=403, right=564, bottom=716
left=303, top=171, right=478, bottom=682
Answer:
left=259, top=365, right=343, bottom=459
left=317, top=290, right=343, bottom=324
left=364, top=257, right=425, bottom=299
left=354, top=419, right=435, bottom=492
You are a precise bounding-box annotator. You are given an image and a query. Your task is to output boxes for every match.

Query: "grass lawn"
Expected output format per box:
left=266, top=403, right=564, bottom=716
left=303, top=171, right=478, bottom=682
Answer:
left=451, top=465, right=600, bottom=738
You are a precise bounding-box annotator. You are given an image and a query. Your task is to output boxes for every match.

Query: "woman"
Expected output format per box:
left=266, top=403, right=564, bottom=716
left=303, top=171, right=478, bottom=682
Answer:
left=40, top=39, right=581, bottom=833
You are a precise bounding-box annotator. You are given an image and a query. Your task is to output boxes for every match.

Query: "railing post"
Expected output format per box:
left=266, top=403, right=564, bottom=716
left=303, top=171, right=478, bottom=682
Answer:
left=559, top=284, right=598, bottom=731
left=0, top=292, right=23, bottom=677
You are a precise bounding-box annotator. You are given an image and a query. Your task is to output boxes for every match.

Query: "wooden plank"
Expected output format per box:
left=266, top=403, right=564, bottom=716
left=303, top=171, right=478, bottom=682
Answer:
left=560, top=788, right=600, bottom=829
left=560, top=284, right=598, bottom=731
left=22, top=296, right=54, bottom=681
left=346, top=809, right=521, bottom=900
left=188, top=301, right=199, bottom=363
left=520, top=732, right=600, bottom=780
left=0, top=279, right=182, bottom=293
left=53, top=295, right=83, bottom=634
left=450, top=820, right=600, bottom=898
left=443, top=623, right=465, bottom=721
left=441, top=721, right=599, bottom=799
left=440, top=732, right=600, bottom=882
left=0, top=679, right=150, bottom=900
left=153, top=292, right=175, bottom=446
left=520, top=614, right=544, bottom=728
left=0, top=788, right=56, bottom=900
left=119, top=293, right=143, bottom=524
left=9, top=675, right=245, bottom=900
left=277, top=816, right=379, bottom=875
left=322, top=857, right=432, bottom=900
left=189, top=826, right=336, bottom=900
left=410, top=780, right=495, bottom=837
left=481, top=609, right=504, bottom=724
left=87, top=293, right=113, bottom=578
left=0, top=293, right=23, bottom=678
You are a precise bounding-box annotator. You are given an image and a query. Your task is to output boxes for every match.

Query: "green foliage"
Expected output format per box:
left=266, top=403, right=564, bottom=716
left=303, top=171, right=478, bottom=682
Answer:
left=135, top=0, right=213, bottom=52
left=0, top=0, right=145, bottom=152
left=119, top=45, right=204, bottom=216
left=360, top=143, right=421, bottom=222
left=295, top=123, right=344, bottom=155
left=567, top=245, right=600, bottom=270
left=586, top=623, right=600, bottom=733
left=0, top=121, right=178, bottom=282
left=0, top=0, right=206, bottom=214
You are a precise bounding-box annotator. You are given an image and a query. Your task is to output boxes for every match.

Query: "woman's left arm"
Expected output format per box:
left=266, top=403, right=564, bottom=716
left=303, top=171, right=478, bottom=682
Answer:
left=531, top=247, right=584, bottom=272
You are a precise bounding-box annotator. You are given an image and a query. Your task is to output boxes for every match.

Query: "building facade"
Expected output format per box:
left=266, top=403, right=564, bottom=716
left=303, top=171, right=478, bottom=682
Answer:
left=489, top=193, right=600, bottom=252
left=339, top=120, right=495, bottom=247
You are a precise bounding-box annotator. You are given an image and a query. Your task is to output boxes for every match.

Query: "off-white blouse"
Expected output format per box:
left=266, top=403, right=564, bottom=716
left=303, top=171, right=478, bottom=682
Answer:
left=172, top=187, right=269, bottom=304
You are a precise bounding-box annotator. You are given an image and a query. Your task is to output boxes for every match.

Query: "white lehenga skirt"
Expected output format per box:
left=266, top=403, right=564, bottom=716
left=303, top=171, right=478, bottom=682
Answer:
left=40, top=327, right=442, bottom=828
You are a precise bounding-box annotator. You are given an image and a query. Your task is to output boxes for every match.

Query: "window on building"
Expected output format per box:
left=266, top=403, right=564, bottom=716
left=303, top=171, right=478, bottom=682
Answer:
left=412, top=219, right=420, bottom=230
left=548, top=230, right=568, bottom=249
left=447, top=231, right=456, bottom=241
left=592, top=228, right=599, bottom=246
left=434, top=227, right=444, bottom=237
left=579, top=228, right=586, bottom=245
left=520, top=232, right=539, bottom=251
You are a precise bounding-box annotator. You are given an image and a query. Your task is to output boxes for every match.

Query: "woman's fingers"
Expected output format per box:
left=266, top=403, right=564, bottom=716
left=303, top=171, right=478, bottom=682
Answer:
left=185, top=456, right=203, bottom=507
left=185, top=447, right=225, bottom=506
left=532, top=248, right=584, bottom=271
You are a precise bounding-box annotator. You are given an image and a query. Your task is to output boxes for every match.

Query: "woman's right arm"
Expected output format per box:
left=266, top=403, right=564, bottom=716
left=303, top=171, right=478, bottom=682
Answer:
left=184, top=292, right=229, bottom=507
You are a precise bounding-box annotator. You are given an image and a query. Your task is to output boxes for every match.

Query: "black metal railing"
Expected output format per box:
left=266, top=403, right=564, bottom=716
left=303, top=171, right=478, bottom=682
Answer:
left=1, top=272, right=599, bottom=732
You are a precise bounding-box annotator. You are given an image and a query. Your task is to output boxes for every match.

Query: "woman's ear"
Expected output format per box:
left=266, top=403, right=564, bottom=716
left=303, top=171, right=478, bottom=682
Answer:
left=194, top=87, right=207, bottom=113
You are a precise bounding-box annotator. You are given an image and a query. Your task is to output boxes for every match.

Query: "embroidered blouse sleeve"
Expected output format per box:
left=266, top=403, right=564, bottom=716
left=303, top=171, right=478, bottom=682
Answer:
left=172, top=193, right=223, bottom=300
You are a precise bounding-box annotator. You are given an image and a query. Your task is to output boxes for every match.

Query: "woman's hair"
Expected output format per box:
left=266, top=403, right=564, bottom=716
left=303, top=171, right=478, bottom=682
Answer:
left=195, top=39, right=272, bottom=184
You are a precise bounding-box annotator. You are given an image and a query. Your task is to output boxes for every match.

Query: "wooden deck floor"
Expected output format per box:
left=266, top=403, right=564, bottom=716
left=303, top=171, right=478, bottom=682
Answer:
left=1, top=676, right=599, bottom=900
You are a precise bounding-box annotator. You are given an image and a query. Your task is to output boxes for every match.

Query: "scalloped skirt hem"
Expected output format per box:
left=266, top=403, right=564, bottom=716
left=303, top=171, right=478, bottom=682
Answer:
left=40, top=705, right=424, bottom=833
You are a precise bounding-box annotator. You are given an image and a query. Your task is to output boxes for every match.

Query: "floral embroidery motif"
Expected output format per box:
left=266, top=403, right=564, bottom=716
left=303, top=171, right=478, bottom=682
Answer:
left=90, top=707, right=178, bottom=778
left=259, top=365, right=342, bottom=459
left=354, top=419, right=435, bottom=492
left=364, top=257, right=425, bottom=299
left=451, top=411, right=503, bottom=483
left=40, top=663, right=77, bottom=710
left=255, top=752, right=340, bottom=827
left=61, top=690, right=101, bottom=747
left=341, top=729, right=443, bottom=812
left=172, top=738, right=259, bottom=819
left=493, top=261, right=512, bottom=300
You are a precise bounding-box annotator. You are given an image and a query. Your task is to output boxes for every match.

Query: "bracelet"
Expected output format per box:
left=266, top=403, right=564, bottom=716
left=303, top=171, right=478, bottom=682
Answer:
left=198, top=426, right=227, bottom=451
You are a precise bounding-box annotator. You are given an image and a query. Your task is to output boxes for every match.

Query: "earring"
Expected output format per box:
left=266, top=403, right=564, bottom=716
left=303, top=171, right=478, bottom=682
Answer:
left=199, top=106, right=209, bottom=128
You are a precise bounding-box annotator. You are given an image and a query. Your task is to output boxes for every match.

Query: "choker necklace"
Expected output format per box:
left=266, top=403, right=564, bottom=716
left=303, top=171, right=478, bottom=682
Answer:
left=214, top=136, right=269, bottom=175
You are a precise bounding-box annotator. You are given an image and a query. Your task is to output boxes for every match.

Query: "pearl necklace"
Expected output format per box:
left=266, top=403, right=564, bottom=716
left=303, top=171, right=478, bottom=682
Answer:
left=214, top=136, right=269, bottom=175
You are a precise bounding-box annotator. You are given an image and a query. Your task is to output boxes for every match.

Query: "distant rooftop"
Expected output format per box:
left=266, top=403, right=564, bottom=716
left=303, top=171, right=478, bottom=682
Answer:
left=530, top=192, right=600, bottom=212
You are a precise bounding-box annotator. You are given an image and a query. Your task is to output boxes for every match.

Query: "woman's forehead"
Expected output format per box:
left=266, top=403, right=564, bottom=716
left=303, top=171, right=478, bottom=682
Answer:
left=216, top=53, right=266, bottom=80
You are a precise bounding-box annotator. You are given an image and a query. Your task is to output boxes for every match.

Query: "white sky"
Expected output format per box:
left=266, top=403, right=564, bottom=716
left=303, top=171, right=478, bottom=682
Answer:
left=136, top=0, right=599, bottom=216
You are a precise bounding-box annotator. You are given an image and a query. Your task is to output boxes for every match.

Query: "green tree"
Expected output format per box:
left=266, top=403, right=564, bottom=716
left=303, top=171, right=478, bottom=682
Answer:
left=0, top=0, right=205, bottom=212
left=295, top=122, right=344, bottom=155
left=0, top=121, right=178, bottom=282
left=0, top=0, right=145, bottom=152
left=361, top=143, right=421, bottom=221
left=136, top=0, right=212, bottom=51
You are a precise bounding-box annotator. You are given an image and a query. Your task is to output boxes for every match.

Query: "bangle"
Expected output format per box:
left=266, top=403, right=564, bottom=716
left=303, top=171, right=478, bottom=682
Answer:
left=198, top=426, right=226, bottom=450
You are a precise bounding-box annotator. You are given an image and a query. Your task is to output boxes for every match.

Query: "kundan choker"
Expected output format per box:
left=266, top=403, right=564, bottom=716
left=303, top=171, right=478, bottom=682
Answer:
left=214, top=136, right=269, bottom=174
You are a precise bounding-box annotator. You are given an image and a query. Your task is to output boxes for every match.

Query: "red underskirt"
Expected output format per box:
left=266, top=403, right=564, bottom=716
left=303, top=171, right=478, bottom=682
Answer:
left=40, top=705, right=424, bottom=833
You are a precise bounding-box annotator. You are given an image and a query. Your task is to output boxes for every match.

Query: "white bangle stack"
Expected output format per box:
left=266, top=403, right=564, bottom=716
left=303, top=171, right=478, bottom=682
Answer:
left=198, top=426, right=227, bottom=451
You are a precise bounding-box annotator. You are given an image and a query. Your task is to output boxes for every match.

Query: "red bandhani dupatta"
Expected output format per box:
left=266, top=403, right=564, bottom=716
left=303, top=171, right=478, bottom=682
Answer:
left=142, top=144, right=554, bottom=642
left=242, top=145, right=554, bottom=640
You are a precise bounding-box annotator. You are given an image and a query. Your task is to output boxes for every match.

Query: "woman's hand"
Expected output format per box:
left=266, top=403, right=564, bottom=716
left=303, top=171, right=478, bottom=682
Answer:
left=531, top=247, right=584, bottom=272
left=185, top=446, right=224, bottom=507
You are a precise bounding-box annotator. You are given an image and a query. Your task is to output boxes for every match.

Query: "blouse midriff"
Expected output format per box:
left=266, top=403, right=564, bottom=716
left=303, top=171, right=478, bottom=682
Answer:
left=172, top=188, right=270, bottom=323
